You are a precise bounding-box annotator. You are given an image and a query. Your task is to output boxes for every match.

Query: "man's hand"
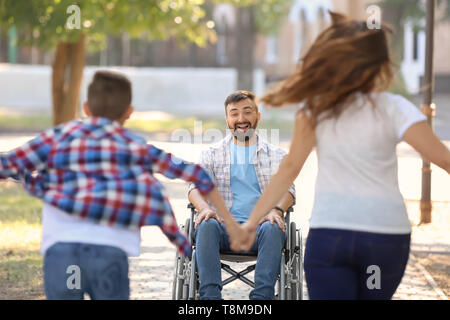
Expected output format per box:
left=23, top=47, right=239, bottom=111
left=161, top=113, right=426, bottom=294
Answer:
left=194, top=207, right=223, bottom=229
left=258, top=209, right=286, bottom=233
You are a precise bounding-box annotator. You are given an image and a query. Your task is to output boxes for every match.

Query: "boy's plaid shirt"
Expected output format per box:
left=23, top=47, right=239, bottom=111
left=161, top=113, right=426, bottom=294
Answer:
left=188, top=134, right=296, bottom=210
left=0, top=117, right=215, bottom=256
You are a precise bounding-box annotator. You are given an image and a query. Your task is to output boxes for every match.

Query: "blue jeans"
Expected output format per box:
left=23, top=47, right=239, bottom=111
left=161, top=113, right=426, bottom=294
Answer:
left=195, top=219, right=285, bottom=300
left=43, top=242, right=130, bottom=300
left=304, top=228, right=410, bottom=300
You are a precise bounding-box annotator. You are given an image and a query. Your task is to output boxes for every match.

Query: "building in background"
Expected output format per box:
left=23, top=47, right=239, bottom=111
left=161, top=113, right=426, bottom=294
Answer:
left=269, top=0, right=450, bottom=94
left=401, top=6, right=450, bottom=94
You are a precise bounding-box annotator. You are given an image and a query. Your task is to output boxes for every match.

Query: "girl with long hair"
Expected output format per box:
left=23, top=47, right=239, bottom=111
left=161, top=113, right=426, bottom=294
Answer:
left=231, top=12, right=450, bottom=299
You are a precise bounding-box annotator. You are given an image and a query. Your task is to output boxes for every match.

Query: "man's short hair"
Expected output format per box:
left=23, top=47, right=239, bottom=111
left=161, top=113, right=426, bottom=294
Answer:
left=87, top=70, right=132, bottom=120
left=224, top=90, right=258, bottom=115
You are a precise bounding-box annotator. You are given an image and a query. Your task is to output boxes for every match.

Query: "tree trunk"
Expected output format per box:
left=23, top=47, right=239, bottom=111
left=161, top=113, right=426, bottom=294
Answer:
left=235, top=6, right=255, bottom=91
left=121, top=33, right=130, bottom=66
left=52, top=33, right=86, bottom=125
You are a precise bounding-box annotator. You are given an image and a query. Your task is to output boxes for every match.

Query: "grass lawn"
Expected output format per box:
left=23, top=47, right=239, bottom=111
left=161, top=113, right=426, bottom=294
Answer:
left=0, top=181, right=45, bottom=300
left=0, top=114, right=52, bottom=133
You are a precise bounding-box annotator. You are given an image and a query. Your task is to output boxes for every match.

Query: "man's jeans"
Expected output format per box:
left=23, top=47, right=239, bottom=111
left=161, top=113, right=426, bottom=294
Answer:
left=195, top=219, right=285, bottom=300
left=43, top=242, right=129, bottom=300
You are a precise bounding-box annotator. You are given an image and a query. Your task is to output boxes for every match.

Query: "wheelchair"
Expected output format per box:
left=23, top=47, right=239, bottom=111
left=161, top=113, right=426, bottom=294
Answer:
left=172, top=204, right=304, bottom=300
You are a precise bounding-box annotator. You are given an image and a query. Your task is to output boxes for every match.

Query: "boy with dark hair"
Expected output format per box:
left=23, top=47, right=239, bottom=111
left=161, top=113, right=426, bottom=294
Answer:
left=0, top=70, right=239, bottom=300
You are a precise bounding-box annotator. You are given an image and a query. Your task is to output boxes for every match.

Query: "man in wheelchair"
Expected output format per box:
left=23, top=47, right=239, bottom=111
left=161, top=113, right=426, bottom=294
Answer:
left=188, top=90, right=296, bottom=300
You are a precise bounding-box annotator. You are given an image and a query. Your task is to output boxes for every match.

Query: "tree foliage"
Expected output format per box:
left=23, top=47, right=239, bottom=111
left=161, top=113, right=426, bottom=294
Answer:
left=0, top=0, right=217, bottom=51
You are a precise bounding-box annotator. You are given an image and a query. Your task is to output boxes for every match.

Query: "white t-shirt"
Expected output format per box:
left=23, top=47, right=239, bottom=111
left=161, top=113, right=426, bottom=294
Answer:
left=41, top=203, right=141, bottom=257
left=309, top=92, right=426, bottom=234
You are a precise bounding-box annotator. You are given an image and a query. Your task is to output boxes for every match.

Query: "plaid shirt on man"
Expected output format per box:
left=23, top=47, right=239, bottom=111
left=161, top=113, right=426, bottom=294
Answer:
left=0, top=117, right=215, bottom=256
left=189, top=134, right=295, bottom=212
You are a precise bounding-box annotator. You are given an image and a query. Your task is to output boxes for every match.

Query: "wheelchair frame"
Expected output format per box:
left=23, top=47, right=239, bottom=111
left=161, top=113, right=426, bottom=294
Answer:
left=172, top=204, right=304, bottom=300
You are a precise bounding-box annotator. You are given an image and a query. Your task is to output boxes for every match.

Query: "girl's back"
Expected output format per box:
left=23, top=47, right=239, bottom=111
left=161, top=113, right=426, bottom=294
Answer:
left=311, top=92, right=425, bottom=234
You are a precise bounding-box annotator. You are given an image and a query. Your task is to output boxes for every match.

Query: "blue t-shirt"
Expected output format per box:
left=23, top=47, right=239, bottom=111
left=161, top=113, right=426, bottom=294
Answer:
left=229, top=142, right=261, bottom=222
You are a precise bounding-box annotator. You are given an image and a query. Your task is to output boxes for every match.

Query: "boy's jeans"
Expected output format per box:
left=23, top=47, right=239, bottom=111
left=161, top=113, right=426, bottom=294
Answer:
left=43, top=242, right=129, bottom=300
left=195, top=219, right=285, bottom=300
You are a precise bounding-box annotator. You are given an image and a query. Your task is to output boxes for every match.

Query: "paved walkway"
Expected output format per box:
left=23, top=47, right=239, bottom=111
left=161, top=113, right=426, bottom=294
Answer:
left=128, top=187, right=448, bottom=300
left=0, top=136, right=448, bottom=300
left=127, top=140, right=449, bottom=300
left=129, top=239, right=448, bottom=300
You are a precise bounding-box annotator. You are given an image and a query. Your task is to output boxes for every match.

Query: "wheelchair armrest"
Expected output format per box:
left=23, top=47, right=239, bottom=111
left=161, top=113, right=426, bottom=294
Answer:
left=188, top=203, right=197, bottom=220
left=283, top=206, right=294, bottom=229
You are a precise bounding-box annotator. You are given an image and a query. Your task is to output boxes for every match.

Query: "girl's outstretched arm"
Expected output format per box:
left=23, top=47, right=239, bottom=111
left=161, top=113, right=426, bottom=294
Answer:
left=403, top=121, right=450, bottom=174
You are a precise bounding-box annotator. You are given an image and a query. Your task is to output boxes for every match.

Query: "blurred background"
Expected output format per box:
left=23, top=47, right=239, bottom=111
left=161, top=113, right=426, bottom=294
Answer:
left=0, top=0, right=448, bottom=138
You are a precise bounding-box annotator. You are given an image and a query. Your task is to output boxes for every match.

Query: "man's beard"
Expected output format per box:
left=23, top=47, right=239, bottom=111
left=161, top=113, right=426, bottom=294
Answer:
left=230, top=120, right=258, bottom=143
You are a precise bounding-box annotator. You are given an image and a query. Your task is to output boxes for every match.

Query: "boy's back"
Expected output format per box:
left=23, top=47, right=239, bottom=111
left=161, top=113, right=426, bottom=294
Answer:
left=0, top=70, right=215, bottom=299
left=41, top=117, right=147, bottom=259
left=4, top=116, right=212, bottom=254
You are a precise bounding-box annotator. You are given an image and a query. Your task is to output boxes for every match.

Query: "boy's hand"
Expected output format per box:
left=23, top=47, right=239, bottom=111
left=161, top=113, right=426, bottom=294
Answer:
left=194, top=208, right=223, bottom=229
left=258, top=209, right=286, bottom=233
left=229, top=221, right=257, bottom=252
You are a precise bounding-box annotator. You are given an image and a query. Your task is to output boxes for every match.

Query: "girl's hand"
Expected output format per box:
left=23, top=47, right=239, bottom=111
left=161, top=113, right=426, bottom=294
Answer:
left=230, top=221, right=257, bottom=252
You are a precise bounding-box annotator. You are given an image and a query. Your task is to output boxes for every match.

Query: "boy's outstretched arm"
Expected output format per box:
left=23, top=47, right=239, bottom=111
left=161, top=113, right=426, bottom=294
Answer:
left=0, top=128, right=55, bottom=181
left=147, top=144, right=240, bottom=238
left=206, top=186, right=245, bottom=246
left=147, top=144, right=215, bottom=195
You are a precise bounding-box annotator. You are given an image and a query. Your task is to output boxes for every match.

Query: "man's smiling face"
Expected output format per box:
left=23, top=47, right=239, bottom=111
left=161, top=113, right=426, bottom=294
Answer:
left=225, top=98, right=261, bottom=142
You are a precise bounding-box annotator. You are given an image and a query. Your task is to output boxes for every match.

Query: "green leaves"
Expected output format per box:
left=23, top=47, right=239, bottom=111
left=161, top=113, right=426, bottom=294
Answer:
left=0, top=0, right=296, bottom=51
left=0, top=0, right=215, bottom=50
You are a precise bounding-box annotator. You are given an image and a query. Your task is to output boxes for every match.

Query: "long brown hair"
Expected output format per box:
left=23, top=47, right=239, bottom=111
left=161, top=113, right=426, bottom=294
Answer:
left=260, top=12, right=394, bottom=126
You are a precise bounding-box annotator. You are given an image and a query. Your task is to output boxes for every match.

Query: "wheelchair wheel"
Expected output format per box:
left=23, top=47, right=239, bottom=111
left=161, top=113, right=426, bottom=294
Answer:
left=188, top=249, right=199, bottom=300
left=280, top=251, right=286, bottom=300
left=172, top=218, right=192, bottom=300
left=172, top=250, right=185, bottom=299
left=286, top=222, right=303, bottom=300
left=289, top=222, right=297, bottom=260
left=298, top=227, right=304, bottom=300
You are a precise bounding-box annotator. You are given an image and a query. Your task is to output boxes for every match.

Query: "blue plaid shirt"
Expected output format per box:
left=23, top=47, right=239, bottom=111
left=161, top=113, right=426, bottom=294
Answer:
left=0, top=117, right=215, bottom=255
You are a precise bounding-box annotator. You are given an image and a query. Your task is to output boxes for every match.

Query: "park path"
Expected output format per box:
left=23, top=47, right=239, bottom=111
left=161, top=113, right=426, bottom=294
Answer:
left=128, top=181, right=448, bottom=300
left=0, top=136, right=448, bottom=300
left=127, top=140, right=449, bottom=300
